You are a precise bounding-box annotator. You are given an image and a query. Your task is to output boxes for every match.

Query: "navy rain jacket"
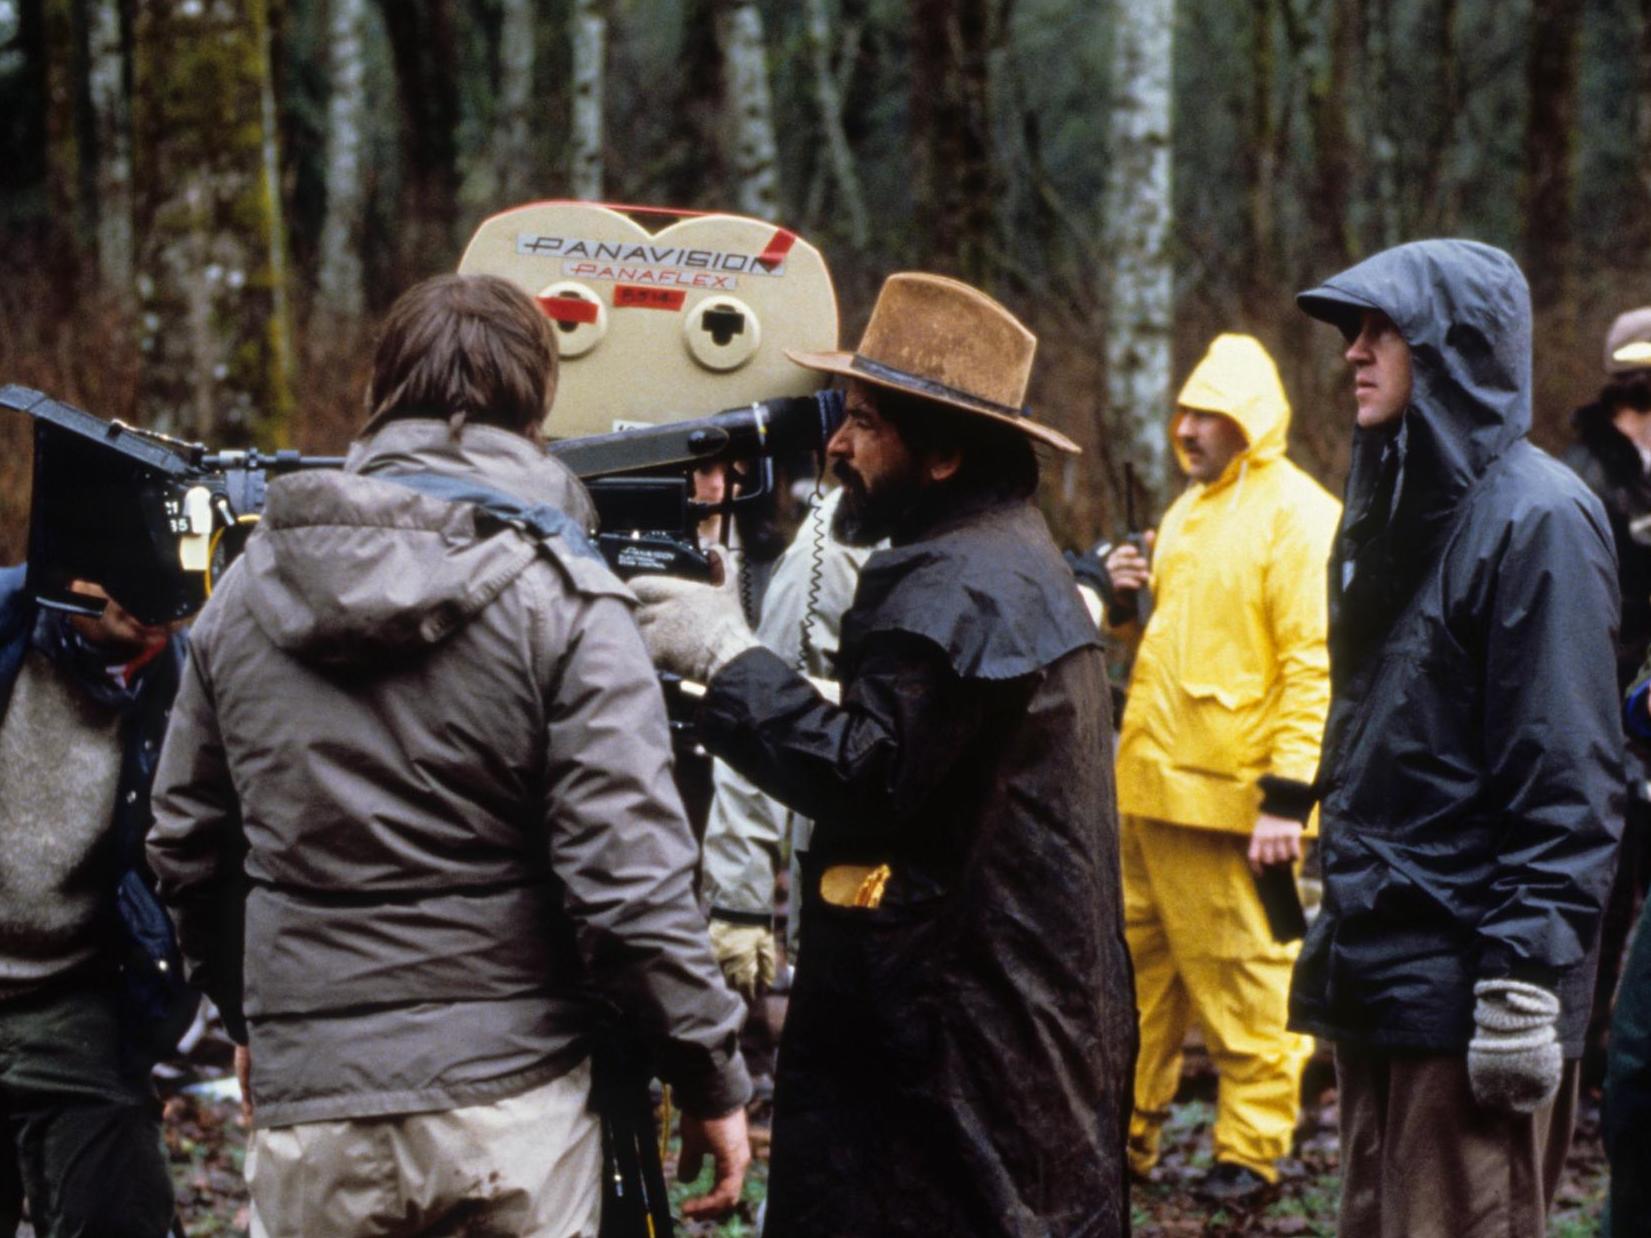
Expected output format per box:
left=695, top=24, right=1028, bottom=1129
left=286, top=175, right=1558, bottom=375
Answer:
left=1289, top=240, right=1623, bottom=1055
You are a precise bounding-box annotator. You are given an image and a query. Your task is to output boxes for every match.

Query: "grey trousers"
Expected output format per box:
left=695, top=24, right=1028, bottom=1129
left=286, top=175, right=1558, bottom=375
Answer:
left=1334, top=1045, right=1579, bottom=1238
left=0, top=976, right=174, bottom=1238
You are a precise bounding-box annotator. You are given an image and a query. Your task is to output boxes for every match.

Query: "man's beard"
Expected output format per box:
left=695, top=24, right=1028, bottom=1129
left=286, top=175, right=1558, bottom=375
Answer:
left=831, top=460, right=919, bottom=546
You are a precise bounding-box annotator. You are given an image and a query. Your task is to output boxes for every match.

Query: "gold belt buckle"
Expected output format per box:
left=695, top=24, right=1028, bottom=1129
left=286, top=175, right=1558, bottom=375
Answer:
left=820, top=863, right=893, bottom=909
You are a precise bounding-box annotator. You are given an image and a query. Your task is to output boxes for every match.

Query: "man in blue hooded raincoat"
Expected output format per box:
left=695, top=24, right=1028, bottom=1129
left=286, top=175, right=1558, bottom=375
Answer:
left=1290, top=240, right=1623, bottom=1238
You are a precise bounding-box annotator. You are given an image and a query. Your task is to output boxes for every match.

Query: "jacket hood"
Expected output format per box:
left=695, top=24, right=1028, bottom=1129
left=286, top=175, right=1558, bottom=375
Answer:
left=240, top=420, right=594, bottom=666
left=1298, top=239, right=1531, bottom=495
left=1173, top=333, right=1291, bottom=480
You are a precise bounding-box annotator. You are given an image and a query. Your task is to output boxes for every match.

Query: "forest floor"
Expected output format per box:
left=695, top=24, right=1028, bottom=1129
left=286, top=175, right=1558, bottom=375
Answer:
left=16, top=1020, right=1604, bottom=1236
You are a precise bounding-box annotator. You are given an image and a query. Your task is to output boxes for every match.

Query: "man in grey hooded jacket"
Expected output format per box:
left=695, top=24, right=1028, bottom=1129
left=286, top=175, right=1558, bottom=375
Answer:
left=1291, top=240, right=1622, bottom=1238
left=149, top=274, right=750, bottom=1237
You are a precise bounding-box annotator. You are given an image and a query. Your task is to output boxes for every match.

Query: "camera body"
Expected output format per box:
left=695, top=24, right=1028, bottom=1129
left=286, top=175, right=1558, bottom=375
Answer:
left=1, top=384, right=342, bottom=625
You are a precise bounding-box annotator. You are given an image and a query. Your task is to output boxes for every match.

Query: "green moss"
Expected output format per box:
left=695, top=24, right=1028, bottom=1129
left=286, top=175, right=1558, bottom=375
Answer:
left=133, top=0, right=292, bottom=444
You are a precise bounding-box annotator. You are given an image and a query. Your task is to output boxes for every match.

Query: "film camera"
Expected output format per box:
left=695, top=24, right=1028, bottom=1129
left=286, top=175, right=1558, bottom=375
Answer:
left=4, top=203, right=844, bottom=624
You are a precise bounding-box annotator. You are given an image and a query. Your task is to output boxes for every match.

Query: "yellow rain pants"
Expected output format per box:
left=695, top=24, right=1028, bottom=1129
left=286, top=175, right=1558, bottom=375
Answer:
left=1123, top=815, right=1314, bottom=1182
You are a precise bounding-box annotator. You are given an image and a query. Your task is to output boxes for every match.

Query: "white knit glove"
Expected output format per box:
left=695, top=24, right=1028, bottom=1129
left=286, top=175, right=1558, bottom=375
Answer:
left=1467, top=978, right=1563, bottom=1114
left=629, top=567, right=759, bottom=685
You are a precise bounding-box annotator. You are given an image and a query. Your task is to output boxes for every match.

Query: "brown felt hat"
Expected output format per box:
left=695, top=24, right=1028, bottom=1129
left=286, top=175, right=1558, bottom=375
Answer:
left=786, top=272, right=1080, bottom=454
left=1606, top=307, right=1651, bottom=375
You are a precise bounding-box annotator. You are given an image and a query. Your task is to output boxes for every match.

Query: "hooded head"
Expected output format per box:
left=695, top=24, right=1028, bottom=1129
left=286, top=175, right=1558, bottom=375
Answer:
left=1171, top=333, right=1291, bottom=485
left=1298, top=239, right=1531, bottom=493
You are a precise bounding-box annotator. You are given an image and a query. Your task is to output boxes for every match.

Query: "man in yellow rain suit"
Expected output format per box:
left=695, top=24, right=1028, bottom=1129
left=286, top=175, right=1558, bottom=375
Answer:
left=1103, top=333, right=1339, bottom=1202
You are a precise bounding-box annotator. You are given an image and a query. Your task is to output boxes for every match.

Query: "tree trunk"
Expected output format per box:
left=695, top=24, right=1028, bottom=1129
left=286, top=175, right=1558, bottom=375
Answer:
left=1361, top=0, right=1399, bottom=248
left=1421, top=0, right=1461, bottom=233
left=1309, top=0, right=1357, bottom=273
left=87, top=0, right=133, bottom=296
left=1637, top=0, right=1651, bottom=235
left=910, top=0, right=996, bottom=282
left=315, top=0, right=368, bottom=323
left=1243, top=0, right=1278, bottom=327
left=720, top=0, right=780, bottom=220
left=42, top=0, right=91, bottom=274
left=569, top=0, right=606, bottom=201
left=5, top=0, right=50, bottom=240
left=492, top=0, right=536, bottom=204
left=803, top=0, right=868, bottom=246
left=1102, top=0, right=1174, bottom=499
left=376, top=0, right=461, bottom=278
left=1523, top=0, right=1580, bottom=316
left=132, top=0, right=293, bottom=445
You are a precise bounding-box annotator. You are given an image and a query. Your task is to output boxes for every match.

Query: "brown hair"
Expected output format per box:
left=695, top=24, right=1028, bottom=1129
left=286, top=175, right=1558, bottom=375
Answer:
left=363, top=274, right=559, bottom=440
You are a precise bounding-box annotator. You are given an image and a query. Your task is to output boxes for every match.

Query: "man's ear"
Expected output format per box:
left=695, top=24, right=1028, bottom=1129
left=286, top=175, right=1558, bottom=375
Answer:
left=925, top=448, right=962, bottom=484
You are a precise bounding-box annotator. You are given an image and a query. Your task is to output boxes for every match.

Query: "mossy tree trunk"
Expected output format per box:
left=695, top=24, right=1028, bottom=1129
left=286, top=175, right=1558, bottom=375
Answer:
left=132, top=0, right=293, bottom=446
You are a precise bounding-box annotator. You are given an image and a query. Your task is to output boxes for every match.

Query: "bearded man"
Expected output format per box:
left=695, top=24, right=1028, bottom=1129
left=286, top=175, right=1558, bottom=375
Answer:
left=632, top=272, right=1136, bottom=1237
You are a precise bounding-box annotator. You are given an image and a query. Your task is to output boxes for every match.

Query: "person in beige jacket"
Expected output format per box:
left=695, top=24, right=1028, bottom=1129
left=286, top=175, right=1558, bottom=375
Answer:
left=149, top=274, right=750, bottom=1237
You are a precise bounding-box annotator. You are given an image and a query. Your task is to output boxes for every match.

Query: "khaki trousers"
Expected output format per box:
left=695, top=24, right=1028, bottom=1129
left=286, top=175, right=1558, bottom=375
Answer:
left=1334, top=1045, right=1578, bottom=1238
left=247, top=1060, right=602, bottom=1238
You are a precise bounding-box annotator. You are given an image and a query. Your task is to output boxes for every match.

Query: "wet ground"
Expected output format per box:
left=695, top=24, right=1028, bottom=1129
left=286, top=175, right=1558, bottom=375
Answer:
left=1127, top=1051, right=1608, bottom=1237
left=149, top=1046, right=1609, bottom=1236
left=20, top=1016, right=1608, bottom=1236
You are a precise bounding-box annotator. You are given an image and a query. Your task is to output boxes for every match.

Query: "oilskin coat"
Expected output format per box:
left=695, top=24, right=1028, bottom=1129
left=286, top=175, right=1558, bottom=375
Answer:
left=1289, top=240, right=1624, bottom=1055
left=701, top=493, right=1136, bottom=1238
left=1116, top=333, right=1339, bottom=833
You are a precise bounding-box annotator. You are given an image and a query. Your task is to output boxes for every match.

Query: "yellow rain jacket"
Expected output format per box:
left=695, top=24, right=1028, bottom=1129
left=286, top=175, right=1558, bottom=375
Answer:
left=1115, top=334, right=1340, bottom=833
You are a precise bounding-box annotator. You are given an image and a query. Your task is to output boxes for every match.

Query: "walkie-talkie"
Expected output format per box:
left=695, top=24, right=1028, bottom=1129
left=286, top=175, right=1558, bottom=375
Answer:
left=1121, top=462, right=1153, bottom=624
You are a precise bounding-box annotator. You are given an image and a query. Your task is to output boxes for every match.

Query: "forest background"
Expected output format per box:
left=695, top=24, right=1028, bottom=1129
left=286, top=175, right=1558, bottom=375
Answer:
left=0, top=0, right=1645, bottom=559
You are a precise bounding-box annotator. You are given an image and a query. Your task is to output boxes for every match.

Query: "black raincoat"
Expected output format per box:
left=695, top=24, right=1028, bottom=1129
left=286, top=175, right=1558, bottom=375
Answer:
left=701, top=494, right=1135, bottom=1237
left=1289, top=240, right=1623, bottom=1055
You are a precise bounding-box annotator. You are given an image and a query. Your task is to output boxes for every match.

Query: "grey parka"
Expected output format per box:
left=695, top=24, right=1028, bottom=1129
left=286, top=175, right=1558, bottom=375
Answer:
left=149, top=420, right=749, bottom=1127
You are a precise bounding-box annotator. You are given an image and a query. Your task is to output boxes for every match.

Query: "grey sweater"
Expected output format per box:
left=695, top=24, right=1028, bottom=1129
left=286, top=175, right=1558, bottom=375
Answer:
left=0, top=648, right=123, bottom=998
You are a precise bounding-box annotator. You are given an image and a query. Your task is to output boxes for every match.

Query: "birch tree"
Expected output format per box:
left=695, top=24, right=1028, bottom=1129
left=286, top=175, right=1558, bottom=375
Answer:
left=570, top=0, right=605, bottom=201
left=1102, top=0, right=1173, bottom=497
left=315, top=0, right=368, bottom=323
left=87, top=0, right=132, bottom=294
left=132, top=0, right=293, bottom=445
left=492, top=0, right=536, bottom=203
left=719, top=0, right=779, bottom=220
